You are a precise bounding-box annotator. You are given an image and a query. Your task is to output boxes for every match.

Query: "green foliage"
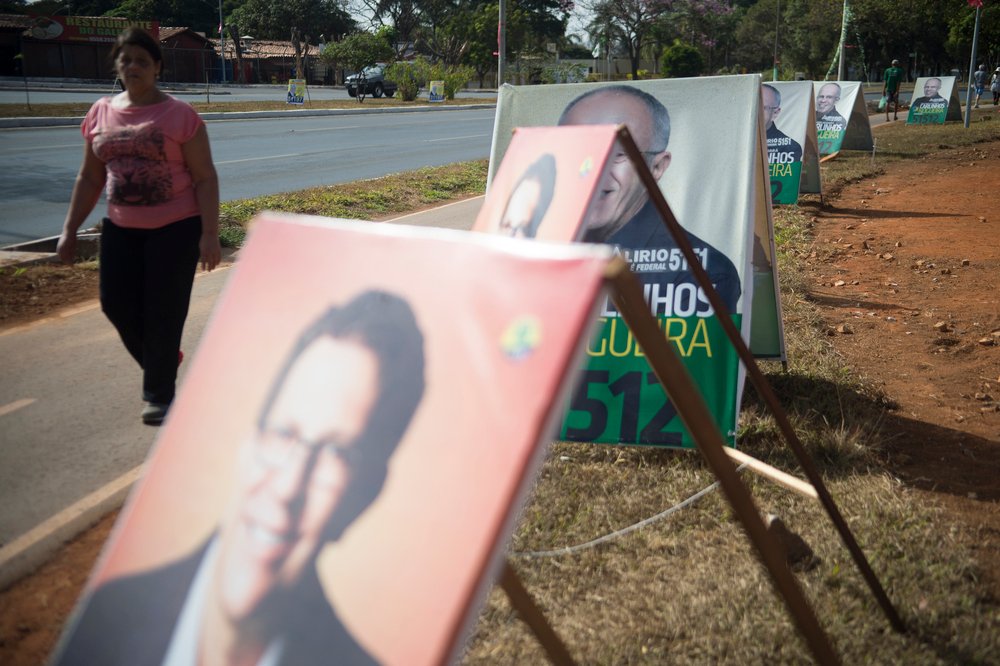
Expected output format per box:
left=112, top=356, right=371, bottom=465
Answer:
left=659, top=40, right=703, bottom=78
left=217, top=223, right=246, bottom=249
left=540, top=62, right=589, bottom=84
left=107, top=0, right=215, bottom=33
left=428, top=62, right=475, bottom=99
left=385, top=58, right=431, bottom=101
left=320, top=32, right=394, bottom=75
left=226, top=0, right=354, bottom=43
left=589, top=0, right=670, bottom=80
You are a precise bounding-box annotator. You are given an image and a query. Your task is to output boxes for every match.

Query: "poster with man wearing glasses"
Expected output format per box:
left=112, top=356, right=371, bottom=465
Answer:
left=762, top=81, right=821, bottom=205
left=52, top=214, right=614, bottom=665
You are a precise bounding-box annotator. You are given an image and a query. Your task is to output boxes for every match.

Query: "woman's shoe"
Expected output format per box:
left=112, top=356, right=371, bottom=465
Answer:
left=141, top=402, right=169, bottom=425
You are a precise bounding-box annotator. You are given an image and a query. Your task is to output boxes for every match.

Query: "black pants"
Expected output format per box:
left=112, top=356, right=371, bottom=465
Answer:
left=100, top=216, right=201, bottom=405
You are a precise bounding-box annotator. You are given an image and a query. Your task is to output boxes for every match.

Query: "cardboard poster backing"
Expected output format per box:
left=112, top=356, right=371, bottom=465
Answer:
left=814, top=81, right=873, bottom=154
left=51, top=215, right=615, bottom=666
left=766, top=80, right=822, bottom=203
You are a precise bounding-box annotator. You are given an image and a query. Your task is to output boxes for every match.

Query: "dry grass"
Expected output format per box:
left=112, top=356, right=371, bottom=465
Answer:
left=819, top=110, right=998, bottom=193
left=461, top=120, right=1000, bottom=664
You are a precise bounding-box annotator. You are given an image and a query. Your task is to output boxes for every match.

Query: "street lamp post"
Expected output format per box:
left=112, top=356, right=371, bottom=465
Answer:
left=218, top=0, right=225, bottom=83
left=963, top=4, right=982, bottom=129
left=498, top=0, right=506, bottom=87
left=772, top=0, right=780, bottom=82
left=837, top=0, right=849, bottom=81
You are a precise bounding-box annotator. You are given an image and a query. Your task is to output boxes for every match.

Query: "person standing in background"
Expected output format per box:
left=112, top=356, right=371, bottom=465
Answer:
left=882, top=59, right=904, bottom=121
left=972, top=64, right=987, bottom=108
left=991, top=67, right=1000, bottom=106
left=57, top=26, right=221, bottom=425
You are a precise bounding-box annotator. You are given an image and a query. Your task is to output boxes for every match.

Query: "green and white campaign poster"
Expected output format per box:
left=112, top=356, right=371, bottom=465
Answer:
left=907, top=76, right=962, bottom=124
left=813, top=81, right=873, bottom=155
left=286, top=78, right=306, bottom=105
left=764, top=81, right=821, bottom=205
left=488, top=75, right=779, bottom=447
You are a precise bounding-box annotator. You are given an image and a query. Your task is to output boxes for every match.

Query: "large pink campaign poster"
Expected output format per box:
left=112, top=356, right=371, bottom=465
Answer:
left=52, top=214, right=613, bottom=666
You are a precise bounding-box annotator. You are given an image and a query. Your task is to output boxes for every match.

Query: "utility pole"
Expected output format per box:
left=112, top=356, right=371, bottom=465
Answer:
left=498, top=0, right=506, bottom=88
left=963, top=3, right=982, bottom=129
left=837, top=0, right=849, bottom=81
left=772, top=0, right=780, bottom=81
left=218, top=0, right=226, bottom=83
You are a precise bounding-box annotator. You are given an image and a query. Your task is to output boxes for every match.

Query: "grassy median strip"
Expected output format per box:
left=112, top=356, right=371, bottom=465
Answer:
left=217, top=159, right=488, bottom=246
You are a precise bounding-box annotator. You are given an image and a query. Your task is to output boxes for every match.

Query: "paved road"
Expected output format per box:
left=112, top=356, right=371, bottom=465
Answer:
left=0, top=106, right=496, bottom=246
left=0, top=82, right=497, bottom=105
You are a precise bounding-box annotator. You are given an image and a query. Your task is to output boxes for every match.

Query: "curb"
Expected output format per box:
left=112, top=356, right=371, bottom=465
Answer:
left=0, top=103, right=496, bottom=129
left=0, top=466, right=142, bottom=591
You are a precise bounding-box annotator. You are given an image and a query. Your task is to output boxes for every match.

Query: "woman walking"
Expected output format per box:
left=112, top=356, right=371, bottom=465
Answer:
left=58, top=26, right=221, bottom=425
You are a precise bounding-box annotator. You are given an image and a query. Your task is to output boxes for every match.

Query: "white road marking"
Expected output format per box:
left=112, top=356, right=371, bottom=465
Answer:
left=424, top=133, right=491, bottom=143
left=289, top=125, right=362, bottom=133
left=216, top=152, right=304, bottom=165
left=0, top=398, right=35, bottom=417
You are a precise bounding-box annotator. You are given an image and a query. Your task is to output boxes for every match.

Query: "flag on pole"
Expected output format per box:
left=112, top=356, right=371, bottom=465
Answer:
left=967, top=0, right=983, bottom=8
left=218, top=22, right=223, bottom=34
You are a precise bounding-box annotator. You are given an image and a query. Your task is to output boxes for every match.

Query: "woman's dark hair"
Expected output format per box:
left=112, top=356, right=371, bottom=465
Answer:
left=110, top=26, right=162, bottom=66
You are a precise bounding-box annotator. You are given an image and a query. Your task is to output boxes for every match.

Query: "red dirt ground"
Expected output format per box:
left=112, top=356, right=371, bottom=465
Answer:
left=0, top=140, right=998, bottom=665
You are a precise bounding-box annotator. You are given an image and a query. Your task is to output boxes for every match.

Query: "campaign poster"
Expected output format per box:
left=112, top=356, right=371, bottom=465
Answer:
left=764, top=81, right=821, bottom=205
left=488, top=75, right=775, bottom=447
left=906, top=76, right=961, bottom=125
left=813, top=80, right=873, bottom=154
left=429, top=80, right=445, bottom=103
left=472, top=124, right=619, bottom=241
left=287, top=78, right=306, bottom=105
left=51, top=214, right=614, bottom=666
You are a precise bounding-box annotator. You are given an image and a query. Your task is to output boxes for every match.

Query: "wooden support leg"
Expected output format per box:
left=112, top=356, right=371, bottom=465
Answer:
left=499, top=559, right=577, bottom=666
left=606, top=260, right=840, bottom=666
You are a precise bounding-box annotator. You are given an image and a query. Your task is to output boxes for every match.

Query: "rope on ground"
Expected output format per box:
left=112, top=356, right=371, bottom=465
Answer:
left=510, top=463, right=749, bottom=559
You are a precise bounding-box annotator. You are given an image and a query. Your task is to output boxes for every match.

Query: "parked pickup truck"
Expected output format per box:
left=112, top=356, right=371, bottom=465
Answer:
left=345, top=64, right=397, bottom=98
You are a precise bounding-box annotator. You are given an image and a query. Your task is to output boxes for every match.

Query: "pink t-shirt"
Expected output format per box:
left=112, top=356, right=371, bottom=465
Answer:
left=81, top=95, right=204, bottom=229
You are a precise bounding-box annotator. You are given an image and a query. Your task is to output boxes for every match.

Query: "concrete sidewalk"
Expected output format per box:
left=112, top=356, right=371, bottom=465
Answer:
left=0, top=197, right=483, bottom=590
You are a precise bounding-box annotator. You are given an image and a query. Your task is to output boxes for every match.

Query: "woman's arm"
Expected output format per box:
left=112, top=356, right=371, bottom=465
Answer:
left=57, top=141, right=106, bottom=264
left=182, top=124, right=222, bottom=271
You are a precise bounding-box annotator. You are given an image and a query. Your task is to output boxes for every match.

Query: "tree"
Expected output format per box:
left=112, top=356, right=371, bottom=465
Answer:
left=457, top=1, right=501, bottom=86
left=586, top=0, right=671, bottom=80
left=779, top=0, right=842, bottom=79
left=384, top=57, right=431, bottom=99
left=732, top=0, right=782, bottom=74
left=320, top=31, right=394, bottom=100
left=668, top=0, right=738, bottom=73
left=107, top=0, right=217, bottom=33
left=355, top=0, right=423, bottom=46
left=227, top=0, right=354, bottom=42
left=227, top=23, right=246, bottom=83
left=660, top=38, right=703, bottom=77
